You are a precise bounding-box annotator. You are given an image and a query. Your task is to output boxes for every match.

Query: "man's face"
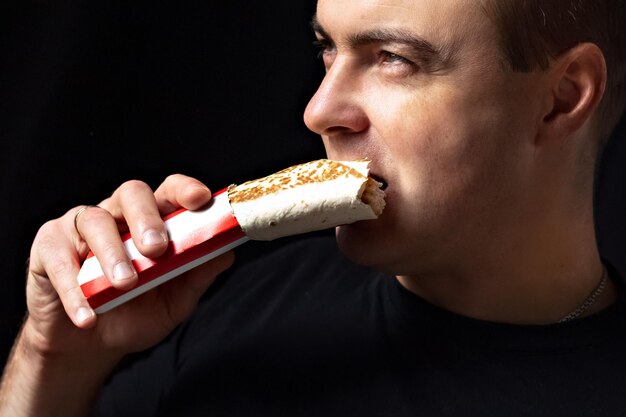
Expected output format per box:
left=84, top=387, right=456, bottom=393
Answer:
left=304, top=0, right=550, bottom=275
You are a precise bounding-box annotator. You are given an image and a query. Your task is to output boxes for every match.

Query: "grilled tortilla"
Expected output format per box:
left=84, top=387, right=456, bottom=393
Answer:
left=228, top=159, right=385, bottom=241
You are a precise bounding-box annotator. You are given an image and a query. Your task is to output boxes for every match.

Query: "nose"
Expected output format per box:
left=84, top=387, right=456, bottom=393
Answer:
left=303, top=59, right=369, bottom=137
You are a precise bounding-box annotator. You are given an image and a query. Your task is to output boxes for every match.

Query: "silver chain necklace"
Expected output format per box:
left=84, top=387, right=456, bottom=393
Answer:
left=559, top=266, right=608, bottom=323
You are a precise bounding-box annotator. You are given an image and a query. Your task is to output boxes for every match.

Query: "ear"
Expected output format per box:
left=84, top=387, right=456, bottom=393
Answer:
left=540, top=43, right=607, bottom=142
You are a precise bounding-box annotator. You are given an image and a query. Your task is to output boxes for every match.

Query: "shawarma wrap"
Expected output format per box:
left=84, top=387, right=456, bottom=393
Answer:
left=228, top=159, right=385, bottom=240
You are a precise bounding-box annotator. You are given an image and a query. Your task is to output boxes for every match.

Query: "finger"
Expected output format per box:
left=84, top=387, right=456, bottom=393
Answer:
left=74, top=205, right=138, bottom=290
left=29, top=219, right=97, bottom=328
left=154, top=174, right=213, bottom=214
left=102, top=180, right=169, bottom=258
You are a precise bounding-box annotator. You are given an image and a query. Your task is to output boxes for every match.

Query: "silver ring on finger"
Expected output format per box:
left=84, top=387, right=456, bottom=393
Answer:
left=73, top=205, right=101, bottom=235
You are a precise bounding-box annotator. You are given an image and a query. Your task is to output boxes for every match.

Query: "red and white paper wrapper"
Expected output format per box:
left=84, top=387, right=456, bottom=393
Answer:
left=78, top=159, right=384, bottom=314
left=77, top=189, right=249, bottom=313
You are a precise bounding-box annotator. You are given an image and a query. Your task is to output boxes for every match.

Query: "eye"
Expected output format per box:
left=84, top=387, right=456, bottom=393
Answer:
left=313, top=39, right=334, bottom=59
left=313, top=39, right=336, bottom=69
left=378, top=50, right=419, bottom=76
left=379, top=50, right=414, bottom=66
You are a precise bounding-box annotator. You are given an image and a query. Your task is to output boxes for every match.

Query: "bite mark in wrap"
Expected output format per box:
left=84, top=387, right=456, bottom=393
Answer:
left=78, top=159, right=385, bottom=313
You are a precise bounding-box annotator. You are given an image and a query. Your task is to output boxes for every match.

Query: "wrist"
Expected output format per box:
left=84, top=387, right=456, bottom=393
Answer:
left=19, top=317, right=123, bottom=390
left=0, top=320, right=123, bottom=417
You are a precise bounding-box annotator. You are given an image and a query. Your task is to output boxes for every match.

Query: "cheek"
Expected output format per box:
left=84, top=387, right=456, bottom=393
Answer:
left=371, top=97, right=472, bottom=194
left=376, top=93, right=521, bottom=223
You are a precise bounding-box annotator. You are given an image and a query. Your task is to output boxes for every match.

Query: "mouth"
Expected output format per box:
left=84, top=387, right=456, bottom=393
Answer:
left=369, top=173, right=388, bottom=191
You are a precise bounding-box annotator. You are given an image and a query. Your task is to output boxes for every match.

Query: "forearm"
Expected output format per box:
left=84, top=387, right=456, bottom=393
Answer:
left=0, top=322, right=120, bottom=417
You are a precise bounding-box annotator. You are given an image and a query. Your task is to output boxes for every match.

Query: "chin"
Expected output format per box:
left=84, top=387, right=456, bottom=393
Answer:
left=334, top=221, right=397, bottom=270
left=334, top=216, right=439, bottom=277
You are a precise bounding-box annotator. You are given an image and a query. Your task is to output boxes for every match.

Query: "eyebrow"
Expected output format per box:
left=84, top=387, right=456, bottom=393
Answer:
left=311, top=16, right=457, bottom=72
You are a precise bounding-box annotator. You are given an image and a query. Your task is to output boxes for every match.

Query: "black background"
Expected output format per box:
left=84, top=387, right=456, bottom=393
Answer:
left=1, top=0, right=624, bottom=367
left=0, top=0, right=324, bottom=364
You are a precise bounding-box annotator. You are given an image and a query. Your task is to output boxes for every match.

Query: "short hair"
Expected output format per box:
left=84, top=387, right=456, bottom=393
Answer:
left=481, top=0, right=626, bottom=144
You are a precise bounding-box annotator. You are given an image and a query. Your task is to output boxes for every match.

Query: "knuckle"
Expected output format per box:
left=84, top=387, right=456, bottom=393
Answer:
left=99, top=240, right=126, bottom=262
left=47, top=256, right=76, bottom=281
left=63, top=283, right=83, bottom=301
left=98, top=196, right=112, bottom=209
left=33, top=221, right=66, bottom=259
left=35, top=219, right=59, bottom=241
left=163, top=173, right=187, bottom=185
left=119, top=179, right=152, bottom=196
left=31, top=218, right=76, bottom=276
left=80, top=206, right=110, bottom=224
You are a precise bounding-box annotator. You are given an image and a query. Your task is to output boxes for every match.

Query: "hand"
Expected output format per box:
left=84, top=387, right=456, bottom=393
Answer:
left=0, top=174, right=233, bottom=417
left=23, top=174, right=234, bottom=360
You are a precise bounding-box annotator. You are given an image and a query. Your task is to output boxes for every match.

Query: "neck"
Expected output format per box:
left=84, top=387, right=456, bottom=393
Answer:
left=397, top=199, right=617, bottom=325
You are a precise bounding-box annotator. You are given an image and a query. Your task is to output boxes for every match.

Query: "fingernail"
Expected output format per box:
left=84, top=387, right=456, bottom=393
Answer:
left=76, top=307, right=95, bottom=325
left=113, top=262, right=135, bottom=282
left=142, top=229, right=168, bottom=246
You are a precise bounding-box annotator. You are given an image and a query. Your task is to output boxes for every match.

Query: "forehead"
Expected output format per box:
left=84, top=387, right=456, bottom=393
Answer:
left=316, top=0, right=494, bottom=49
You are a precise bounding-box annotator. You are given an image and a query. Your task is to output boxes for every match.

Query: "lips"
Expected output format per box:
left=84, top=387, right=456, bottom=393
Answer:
left=369, top=173, right=388, bottom=191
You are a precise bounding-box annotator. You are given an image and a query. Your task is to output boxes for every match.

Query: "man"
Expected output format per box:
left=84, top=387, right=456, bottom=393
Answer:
left=1, top=0, right=626, bottom=415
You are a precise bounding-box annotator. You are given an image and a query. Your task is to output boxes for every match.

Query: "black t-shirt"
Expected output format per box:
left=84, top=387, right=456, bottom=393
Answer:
left=94, top=236, right=626, bottom=416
